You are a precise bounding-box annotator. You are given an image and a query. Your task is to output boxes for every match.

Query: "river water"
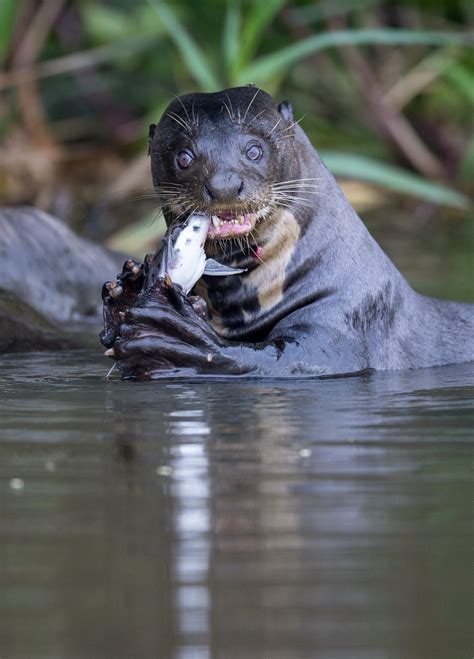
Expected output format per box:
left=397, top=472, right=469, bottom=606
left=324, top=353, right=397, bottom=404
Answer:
left=1, top=212, right=473, bottom=658
left=0, top=352, right=472, bottom=659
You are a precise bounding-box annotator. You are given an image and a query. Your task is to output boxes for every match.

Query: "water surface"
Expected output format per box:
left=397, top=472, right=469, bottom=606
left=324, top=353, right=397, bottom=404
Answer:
left=0, top=352, right=472, bottom=659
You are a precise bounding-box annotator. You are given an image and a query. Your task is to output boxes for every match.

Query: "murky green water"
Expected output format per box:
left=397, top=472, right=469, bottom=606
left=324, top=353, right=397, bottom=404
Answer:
left=0, top=351, right=472, bottom=659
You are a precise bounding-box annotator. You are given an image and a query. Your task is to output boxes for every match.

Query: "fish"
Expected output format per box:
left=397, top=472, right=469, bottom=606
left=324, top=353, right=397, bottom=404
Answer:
left=145, top=212, right=246, bottom=294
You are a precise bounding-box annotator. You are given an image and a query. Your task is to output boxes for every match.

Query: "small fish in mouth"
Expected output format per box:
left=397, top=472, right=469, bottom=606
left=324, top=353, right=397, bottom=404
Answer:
left=146, top=212, right=246, bottom=294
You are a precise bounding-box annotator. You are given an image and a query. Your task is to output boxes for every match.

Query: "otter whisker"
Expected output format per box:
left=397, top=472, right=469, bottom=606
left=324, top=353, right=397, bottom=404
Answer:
left=175, top=94, right=192, bottom=126
left=158, top=192, right=193, bottom=206
left=156, top=185, right=186, bottom=194
left=147, top=206, right=166, bottom=227
left=272, top=191, right=321, bottom=197
left=246, top=108, right=266, bottom=127
left=273, top=178, right=324, bottom=184
left=158, top=199, right=192, bottom=208
left=272, top=191, right=316, bottom=205
left=248, top=229, right=266, bottom=265
left=154, top=191, right=188, bottom=198
left=222, top=238, right=229, bottom=259
left=272, top=182, right=323, bottom=189
left=272, top=186, right=322, bottom=193
left=272, top=135, right=297, bottom=142
left=169, top=202, right=199, bottom=227
left=167, top=112, right=192, bottom=133
left=273, top=192, right=317, bottom=201
left=222, top=101, right=234, bottom=122
left=154, top=186, right=184, bottom=192
left=272, top=192, right=323, bottom=201
left=273, top=199, right=313, bottom=211
left=157, top=196, right=189, bottom=205
left=244, top=233, right=250, bottom=253
left=190, top=99, right=200, bottom=127
left=272, top=192, right=320, bottom=200
left=156, top=181, right=183, bottom=187
left=242, top=88, right=260, bottom=125
left=129, top=193, right=162, bottom=201
left=225, top=92, right=235, bottom=121
left=272, top=195, right=315, bottom=208
left=275, top=116, right=305, bottom=136
left=266, top=117, right=282, bottom=137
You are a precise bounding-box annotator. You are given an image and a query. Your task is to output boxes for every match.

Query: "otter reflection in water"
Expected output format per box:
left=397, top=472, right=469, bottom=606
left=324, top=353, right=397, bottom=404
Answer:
left=101, top=86, right=474, bottom=380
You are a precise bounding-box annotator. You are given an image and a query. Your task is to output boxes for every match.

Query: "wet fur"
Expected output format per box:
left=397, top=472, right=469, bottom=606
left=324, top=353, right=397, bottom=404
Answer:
left=103, top=86, right=474, bottom=378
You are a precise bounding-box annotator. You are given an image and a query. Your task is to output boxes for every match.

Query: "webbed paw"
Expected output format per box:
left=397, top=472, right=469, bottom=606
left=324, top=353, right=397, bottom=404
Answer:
left=100, top=258, right=145, bottom=348
left=104, top=282, right=230, bottom=379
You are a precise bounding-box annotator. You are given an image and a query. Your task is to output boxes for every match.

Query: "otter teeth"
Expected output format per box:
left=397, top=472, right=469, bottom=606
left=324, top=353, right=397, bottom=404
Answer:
left=211, top=214, right=248, bottom=227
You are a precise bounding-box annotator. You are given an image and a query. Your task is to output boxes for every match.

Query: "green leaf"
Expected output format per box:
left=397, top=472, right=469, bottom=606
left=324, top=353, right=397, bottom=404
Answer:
left=458, top=136, right=474, bottom=182
left=147, top=0, right=220, bottom=91
left=320, top=151, right=470, bottom=210
left=0, top=0, right=19, bottom=64
left=235, top=0, right=286, bottom=75
left=443, top=63, right=474, bottom=105
left=81, top=4, right=133, bottom=43
left=223, top=0, right=241, bottom=75
left=237, top=29, right=473, bottom=85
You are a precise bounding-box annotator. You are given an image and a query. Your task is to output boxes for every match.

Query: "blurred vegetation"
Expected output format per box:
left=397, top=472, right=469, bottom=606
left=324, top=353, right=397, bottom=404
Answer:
left=0, top=0, right=473, bottom=248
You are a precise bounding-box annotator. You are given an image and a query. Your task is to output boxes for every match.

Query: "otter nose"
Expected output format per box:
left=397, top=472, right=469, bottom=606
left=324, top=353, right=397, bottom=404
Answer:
left=204, top=174, right=244, bottom=203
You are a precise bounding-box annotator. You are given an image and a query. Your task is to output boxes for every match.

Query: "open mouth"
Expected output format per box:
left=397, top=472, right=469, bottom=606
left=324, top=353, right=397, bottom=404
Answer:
left=207, top=209, right=266, bottom=239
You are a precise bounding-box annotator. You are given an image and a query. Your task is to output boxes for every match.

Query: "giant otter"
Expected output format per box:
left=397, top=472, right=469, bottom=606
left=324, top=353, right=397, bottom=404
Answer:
left=102, top=86, right=474, bottom=379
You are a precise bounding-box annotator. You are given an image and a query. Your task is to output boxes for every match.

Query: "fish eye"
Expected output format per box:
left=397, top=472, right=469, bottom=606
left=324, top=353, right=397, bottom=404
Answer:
left=246, top=143, right=263, bottom=162
left=176, top=149, right=194, bottom=169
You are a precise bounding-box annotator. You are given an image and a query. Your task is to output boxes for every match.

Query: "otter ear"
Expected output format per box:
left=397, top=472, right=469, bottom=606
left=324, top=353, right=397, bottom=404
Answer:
left=277, top=101, right=294, bottom=123
left=148, top=123, right=157, bottom=156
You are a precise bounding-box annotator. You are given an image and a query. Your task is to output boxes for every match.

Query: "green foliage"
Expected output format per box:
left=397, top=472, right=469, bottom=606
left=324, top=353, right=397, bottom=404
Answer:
left=223, top=1, right=241, bottom=74
left=237, top=29, right=472, bottom=84
left=147, top=0, right=220, bottom=90
left=81, top=2, right=165, bottom=42
left=82, top=3, right=136, bottom=42
left=0, top=0, right=20, bottom=64
left=135, top=1, right=472, bottom=208
left=444, top=62, right=474, bottom=103
left=2, top=0, right=473, bottom=212
left=233, top=0, right=287, bottom=74
left=320, top=152, right=471, bottom=209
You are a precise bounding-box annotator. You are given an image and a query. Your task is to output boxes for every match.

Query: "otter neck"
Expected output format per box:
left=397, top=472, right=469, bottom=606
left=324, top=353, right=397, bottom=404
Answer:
left=196, top=206, right=317, bottom=342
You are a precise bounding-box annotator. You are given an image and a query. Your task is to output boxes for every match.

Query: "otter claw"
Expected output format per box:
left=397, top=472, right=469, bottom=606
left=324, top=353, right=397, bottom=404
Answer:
left=109, top=284, right=123, bottom=299
left=123, top=258, right=142, bottom=278
left=104, top=279, right=123, bottom=299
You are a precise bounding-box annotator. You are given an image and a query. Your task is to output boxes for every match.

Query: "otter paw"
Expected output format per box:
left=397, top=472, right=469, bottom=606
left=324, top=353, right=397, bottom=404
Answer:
left=104, top=287, right=229, bottom=379
left=100, top=258, right=145, bottom=348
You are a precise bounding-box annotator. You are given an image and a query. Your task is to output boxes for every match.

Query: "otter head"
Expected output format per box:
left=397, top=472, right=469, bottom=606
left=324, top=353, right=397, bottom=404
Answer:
left=148, top=86, right=301, bottom=243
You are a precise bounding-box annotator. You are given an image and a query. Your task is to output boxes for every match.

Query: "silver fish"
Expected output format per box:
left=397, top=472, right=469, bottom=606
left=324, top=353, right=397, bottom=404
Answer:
left=146, top=212, right=246, bottom=294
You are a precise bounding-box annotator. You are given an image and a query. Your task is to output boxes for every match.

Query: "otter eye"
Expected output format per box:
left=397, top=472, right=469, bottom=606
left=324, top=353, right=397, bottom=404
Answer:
left=246, top=144, right=263, bottom=162
left=176, top=150, right=194, bottom=169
